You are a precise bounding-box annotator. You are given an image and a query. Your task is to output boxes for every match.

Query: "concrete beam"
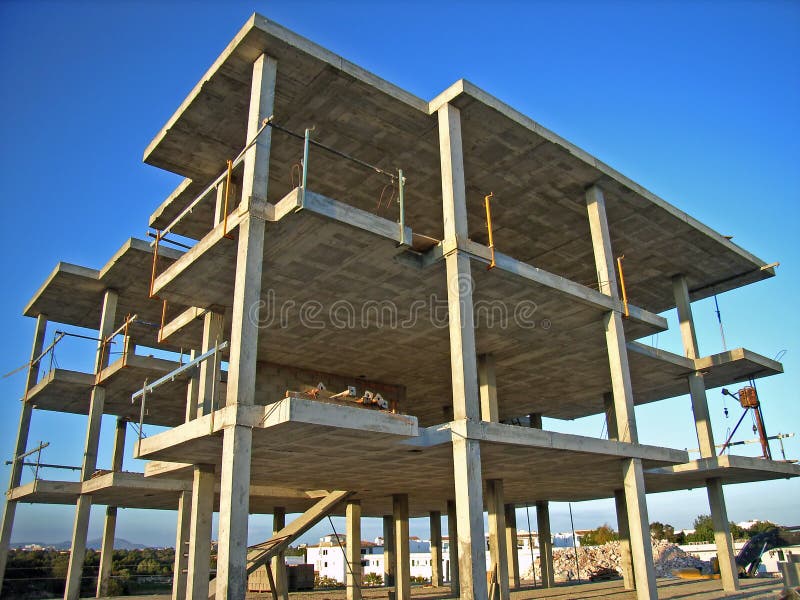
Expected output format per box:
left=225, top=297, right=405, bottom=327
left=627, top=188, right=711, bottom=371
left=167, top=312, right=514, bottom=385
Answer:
left=504, top=505, right=520, bottom=590
left=427, top=239, right=667, bottom=333
left=172, top=491, right=191, bottom=600
left=0, top=314, right=47, bottom=593
left=393, top=494, right=411, bottom=600
left=453, top=420, right=688, bottom=464
left=186, top=465, right=214, bottom=600
left=346, top=501, right=362, bottom=600
left=430, top=511, right=443, bottom=587
left=244, top=490, right=353, bottom=575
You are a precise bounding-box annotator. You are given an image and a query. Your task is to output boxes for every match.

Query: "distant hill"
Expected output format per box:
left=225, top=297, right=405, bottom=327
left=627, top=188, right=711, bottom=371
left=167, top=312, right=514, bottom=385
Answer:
left=12, top=538, right=148, bottom=550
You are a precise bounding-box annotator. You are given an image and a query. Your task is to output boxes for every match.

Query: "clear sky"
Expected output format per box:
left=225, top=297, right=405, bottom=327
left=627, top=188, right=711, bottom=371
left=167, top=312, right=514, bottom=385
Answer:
left=0, top=1, right=798, bottom=548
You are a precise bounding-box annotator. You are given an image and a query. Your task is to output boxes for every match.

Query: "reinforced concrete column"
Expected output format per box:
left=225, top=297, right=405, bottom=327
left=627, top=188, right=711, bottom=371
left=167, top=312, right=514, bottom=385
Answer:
left=184, top=349, right=199, bottom=422
left=172, top=490, right=191, bottom=600
left=216, top=425, right=253, bottom=599
left=673, top=274, right=738, bottom=591
left=0, top=314, right=47, bottom=593
left=197, top=310, right=224, bottom=417
left=529, top=415, right=553, bottom=589
left=65, top=289, right=117, bottom=600
left=535, top=501, right=554, bottom=588
left=446, top=499, right=459, bottom=595
left=272, top=507, right=289, bottom=600
left=393, top=494, right=410, bottom=600
left=504, top=505, right=520, bottom=590
left=186, top=465, right=214, bottom=600
left=382, top=515, right=395, bottom=587
left=430, top=511, right=443, bottom=587
left=486, top=480, right=510, bottom=600
left=672, top=275, right=715, bottom=453
left=346, top=501, right=362, bottom=600
left=216, top=52, right=275, bottom=600
left=96, top=418, right=127, bottom=597
left=614, top=490, right=635, bottom=590
left=439, top=101, right=488, bottom=600
left=480, top=355, right=509, bottom=600
left=605, top=393, right=635, bottom=590
left=587, top=185, right=657, bottom=600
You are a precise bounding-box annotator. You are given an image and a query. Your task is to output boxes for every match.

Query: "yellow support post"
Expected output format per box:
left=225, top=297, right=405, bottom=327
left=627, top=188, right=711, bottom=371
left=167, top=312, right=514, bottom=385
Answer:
left=617, top=255, right=629, bottom=317
left=485, top=192, right=496, bottom=270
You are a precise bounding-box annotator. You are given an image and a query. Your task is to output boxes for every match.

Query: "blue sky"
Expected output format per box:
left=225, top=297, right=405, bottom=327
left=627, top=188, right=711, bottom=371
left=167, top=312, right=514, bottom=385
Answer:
left=0, top=1, right=798, bottom=548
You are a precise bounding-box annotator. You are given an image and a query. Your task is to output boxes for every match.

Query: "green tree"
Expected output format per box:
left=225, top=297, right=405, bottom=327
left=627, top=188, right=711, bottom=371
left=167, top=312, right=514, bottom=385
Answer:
left=581, top=524, right=618, bottom=546
left=747, top=521, right=779, bottom=538
left=137, top=557, right=161, bottom=574
left=650, top=522, right=676, bottom=542
left=685, top=514, right=748, bottom=543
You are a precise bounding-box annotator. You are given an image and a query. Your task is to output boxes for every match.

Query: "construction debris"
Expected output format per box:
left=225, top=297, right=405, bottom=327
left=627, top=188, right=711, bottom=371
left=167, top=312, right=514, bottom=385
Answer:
left=289, top=385, right=395, bottom=412
left=523, top=539, right=710, bottom=581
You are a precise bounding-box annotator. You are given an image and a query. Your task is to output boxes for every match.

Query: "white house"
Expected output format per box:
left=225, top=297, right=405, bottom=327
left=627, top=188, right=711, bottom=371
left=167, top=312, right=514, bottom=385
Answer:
left=306, top=531, right=563, bottom=584
left=306, top=534, right=433, bottom=583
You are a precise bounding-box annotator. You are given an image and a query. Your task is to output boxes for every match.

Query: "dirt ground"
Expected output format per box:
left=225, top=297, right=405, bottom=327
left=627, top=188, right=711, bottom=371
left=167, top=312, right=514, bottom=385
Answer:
left=92, top=575, right=791, bottom=600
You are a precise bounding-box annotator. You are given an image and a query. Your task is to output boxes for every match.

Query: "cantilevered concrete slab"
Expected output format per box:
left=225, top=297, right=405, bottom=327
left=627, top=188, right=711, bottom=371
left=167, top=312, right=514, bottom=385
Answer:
left=645, top=454, right=800, bottom=493
left=23, top=238, right=185, bottom=352
left=24, top=354, right=207, bottom=426
left=6, top=480, right=81, bottom=505
left=7, top=471, right=330, bottom=516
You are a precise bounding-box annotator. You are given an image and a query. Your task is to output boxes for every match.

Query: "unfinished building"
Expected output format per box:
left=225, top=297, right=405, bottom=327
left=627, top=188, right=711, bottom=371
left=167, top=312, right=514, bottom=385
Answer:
left=1, top=13, right=797, bottom=600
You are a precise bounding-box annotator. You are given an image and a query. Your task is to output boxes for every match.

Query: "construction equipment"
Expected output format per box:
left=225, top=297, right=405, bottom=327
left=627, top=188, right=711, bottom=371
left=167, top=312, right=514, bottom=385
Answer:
left=720, top=383, right=773, bottom=459
left=736, top=526, right=800, bottom=577
left=674, top=526, right=800, bottom=580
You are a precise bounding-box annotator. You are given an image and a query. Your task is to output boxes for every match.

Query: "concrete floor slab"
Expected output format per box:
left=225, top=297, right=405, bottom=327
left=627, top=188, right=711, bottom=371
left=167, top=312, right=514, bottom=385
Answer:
left=645, top=454, right=800, bottom=493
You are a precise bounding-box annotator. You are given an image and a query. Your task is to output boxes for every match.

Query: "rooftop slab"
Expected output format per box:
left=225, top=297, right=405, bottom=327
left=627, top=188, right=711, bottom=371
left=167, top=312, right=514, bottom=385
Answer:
left=145, top=13, right=774, bottom=316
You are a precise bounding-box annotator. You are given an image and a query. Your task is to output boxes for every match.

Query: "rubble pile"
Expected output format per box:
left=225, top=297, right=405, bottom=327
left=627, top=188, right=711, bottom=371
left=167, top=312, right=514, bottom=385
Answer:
left=523, top=539, right=710, bottom=581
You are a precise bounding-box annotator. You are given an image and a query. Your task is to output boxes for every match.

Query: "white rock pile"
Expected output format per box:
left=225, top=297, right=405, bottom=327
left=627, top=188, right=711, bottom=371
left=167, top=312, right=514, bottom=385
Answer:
left=523, top=539, right=710, bottom=581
